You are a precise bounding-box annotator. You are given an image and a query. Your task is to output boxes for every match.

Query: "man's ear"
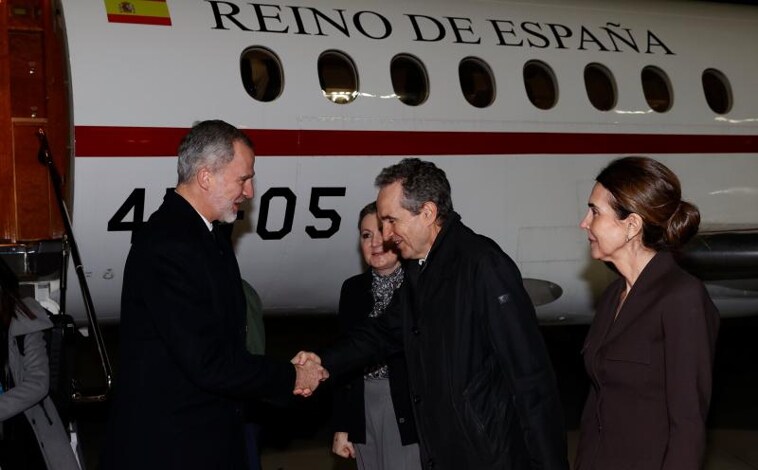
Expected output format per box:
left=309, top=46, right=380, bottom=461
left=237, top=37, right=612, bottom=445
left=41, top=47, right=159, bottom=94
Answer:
left=421, top=201, right=438, bottom=226
left=196, top=167, right=212, bottom=191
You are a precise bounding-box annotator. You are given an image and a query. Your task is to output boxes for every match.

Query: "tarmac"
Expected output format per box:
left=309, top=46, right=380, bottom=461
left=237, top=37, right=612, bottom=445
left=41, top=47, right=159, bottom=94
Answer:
left=73, top=315, right=758, bottom=469
left=260, top=430, right=758, bottom=470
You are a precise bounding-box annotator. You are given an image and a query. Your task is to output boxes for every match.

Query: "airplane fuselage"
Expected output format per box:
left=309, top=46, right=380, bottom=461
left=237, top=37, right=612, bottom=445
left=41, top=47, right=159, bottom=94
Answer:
left=1, top=0, right=757, bottom=323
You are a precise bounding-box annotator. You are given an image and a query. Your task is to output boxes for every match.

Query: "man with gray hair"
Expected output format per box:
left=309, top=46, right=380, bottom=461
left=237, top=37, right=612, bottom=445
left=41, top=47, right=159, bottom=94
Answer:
left=102, top=120, right=325, bottom=470
left=295, top=158, right=568, bottom=469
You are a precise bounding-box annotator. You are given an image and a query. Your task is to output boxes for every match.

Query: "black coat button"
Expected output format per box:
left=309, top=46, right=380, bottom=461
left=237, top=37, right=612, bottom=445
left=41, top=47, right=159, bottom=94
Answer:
left=413, top=394, right=421, bottom=404
left=412, top=327, right=420, bottom=336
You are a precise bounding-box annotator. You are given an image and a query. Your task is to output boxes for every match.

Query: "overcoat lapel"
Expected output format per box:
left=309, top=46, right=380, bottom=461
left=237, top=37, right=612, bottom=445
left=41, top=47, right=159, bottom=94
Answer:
left=356, top=271, right=373, bottom=316
left=588, top=279, right=622, bottom=349
left=602, top=252, right=675, bottom=345
left=406, top=213, right=460, bottom=324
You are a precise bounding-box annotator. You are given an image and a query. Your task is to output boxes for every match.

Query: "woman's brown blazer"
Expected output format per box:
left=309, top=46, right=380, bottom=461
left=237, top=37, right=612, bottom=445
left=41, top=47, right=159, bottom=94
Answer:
left=575, top=252, right=719, bottom=470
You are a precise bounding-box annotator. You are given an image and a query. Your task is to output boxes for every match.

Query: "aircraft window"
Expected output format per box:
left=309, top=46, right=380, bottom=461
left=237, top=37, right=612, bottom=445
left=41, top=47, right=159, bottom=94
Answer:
left=584, top=63, right=616, bottom=111
left=524, top=60, right=558, bottom=110
left=702, top=68, right=732, bottom=114
left=318, top=50, right=358, bottom=104
left=390, top=54, right=429, bottom=106
left=459, top=57, right=495, bottom=108
left=240, top=47, right=283, bottom=102
left=641, top=66, right=672, bottom=113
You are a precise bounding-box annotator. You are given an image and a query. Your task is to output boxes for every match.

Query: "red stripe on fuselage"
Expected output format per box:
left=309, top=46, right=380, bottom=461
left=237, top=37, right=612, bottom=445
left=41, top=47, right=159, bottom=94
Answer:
left=74, top=126, right=758, bottom=157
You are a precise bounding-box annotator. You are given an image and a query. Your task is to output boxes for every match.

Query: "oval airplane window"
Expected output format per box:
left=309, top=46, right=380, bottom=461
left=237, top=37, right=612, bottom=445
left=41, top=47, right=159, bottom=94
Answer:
left=240, top=47, right=284, bottom=102
left=318, top=50, right=359, bottom=104
left=584, top=63, right=616, bottom=111
left=702, top=68, right=732, bottom=114
left=641, top=66, right=672, bottom=113
left=524, top=60, right=558, bottom=110
left=459, top=57, right=495, bottom=108
left=391, top=54, right=429, bottom=106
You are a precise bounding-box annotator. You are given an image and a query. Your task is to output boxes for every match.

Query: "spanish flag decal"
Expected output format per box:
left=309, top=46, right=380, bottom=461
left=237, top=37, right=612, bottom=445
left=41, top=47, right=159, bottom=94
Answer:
left=105, top=0, right=171, bottom=26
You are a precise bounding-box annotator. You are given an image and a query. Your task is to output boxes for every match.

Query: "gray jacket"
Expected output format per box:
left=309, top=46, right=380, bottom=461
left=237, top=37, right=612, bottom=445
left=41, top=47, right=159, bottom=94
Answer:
left=1, top=298, right=80, bottom=470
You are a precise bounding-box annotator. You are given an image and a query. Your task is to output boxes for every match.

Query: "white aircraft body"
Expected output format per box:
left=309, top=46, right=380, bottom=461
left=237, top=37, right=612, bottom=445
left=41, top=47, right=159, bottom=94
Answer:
left=1, top=0, right=757, bottom=324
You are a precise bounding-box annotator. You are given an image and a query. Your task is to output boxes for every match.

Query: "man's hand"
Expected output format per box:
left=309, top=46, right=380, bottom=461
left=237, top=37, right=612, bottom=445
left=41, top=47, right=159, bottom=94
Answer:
left=332, top=432, right=356, bottom=459
left=293, top=353, right=329, bottom=397
left=291, top=350, right=322, bottom=366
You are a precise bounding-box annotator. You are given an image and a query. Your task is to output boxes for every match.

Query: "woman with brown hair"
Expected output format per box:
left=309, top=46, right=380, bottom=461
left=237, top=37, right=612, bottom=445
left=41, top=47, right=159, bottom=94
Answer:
left=575, top=156, right=720, bottom=470
left=331, top=202, right=420, bottom=470
left=0, top=259, right=80, bottom=470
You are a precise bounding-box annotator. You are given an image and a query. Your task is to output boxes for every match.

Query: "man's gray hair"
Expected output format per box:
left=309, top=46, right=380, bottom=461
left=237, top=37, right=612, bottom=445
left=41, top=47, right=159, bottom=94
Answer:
left=176, top=120, right=254, bottom=184
left=375, top=158, right=453, bottom=224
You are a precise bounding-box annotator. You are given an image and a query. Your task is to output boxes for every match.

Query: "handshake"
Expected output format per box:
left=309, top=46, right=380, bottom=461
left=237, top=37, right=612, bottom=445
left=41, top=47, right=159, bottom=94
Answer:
left=291, top=351, right=329, bottom=397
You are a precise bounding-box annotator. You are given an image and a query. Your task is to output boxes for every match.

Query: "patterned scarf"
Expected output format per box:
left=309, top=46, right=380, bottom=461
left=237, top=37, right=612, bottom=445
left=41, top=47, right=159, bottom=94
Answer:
left=364, top=265, right=403, bottom=380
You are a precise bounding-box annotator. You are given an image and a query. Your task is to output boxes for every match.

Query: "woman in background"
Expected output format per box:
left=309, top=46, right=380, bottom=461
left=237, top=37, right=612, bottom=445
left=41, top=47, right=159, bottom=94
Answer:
left=575, top=156, right=719, bottom=470
left=331, top=202, right=421, bottom=470
left=0, top=259, right=80, bottom=470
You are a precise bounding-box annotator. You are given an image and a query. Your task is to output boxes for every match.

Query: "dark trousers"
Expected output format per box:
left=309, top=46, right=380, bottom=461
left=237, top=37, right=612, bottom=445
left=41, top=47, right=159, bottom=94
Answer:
left=244, top=422, right=262, bottom=470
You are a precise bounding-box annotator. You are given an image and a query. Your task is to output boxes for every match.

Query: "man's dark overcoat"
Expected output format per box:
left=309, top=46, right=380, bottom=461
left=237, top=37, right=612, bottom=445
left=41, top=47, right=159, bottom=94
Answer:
left=575, top=251, right=719, bottom=470
left=322, top=213, right=568, bottom=470
left=102, top=191, right=294, bottom=470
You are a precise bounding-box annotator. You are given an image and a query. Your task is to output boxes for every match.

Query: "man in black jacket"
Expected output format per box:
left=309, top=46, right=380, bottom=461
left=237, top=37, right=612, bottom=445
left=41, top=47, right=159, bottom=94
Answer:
left=102, top=120, right=324, bottom=470
left=295, top=158, right=568, bottom=469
